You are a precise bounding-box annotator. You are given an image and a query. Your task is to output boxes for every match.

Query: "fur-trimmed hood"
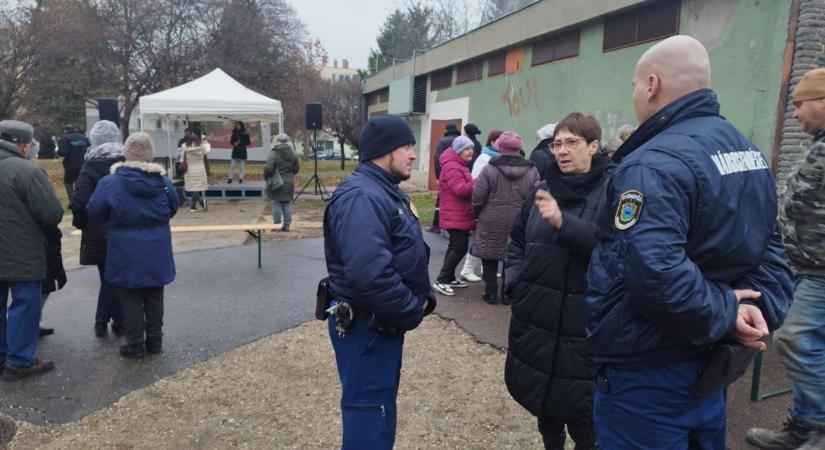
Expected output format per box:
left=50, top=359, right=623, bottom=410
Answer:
left=111, top=160, right=168, bottom=199
left=111, top=160, right=166, bottom=175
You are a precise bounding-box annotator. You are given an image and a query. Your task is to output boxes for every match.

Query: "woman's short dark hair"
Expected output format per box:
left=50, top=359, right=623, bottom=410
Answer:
left=553, top=112, right=601, bottom=143
left=485, top=130, right=503, bottom=147
left=185, top=134, right=201, bottom=146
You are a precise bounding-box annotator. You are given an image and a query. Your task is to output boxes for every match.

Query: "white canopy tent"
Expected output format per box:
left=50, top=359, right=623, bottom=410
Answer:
left=138, top=68, right=284, bottom=168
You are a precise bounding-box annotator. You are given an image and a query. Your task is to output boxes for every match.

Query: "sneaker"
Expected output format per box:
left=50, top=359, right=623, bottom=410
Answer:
left=282, top=225, right=290, bottom=232
left=432, top=282, right=455, bottom=296
left=747, top=419, right=810, bottom=449
left=446, top=279, right=468, bottom=289
left=460, top=270, right=482, bottom=283
left=189, top=207, right=198, bottom=212
left=2, top=359, right=55, bottom=381
left=120, top=342, right=146, bottom=359
left=94, top=321, right=107, bottom=337
left=799, top=431, right=825, bottom=450
left=482, top=293, right=498, bottom=304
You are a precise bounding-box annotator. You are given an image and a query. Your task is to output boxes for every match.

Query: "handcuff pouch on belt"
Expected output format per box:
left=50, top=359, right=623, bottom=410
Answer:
left=316, top=278, right=401, bottom=336
left=691, top=340, right=759, bottom=397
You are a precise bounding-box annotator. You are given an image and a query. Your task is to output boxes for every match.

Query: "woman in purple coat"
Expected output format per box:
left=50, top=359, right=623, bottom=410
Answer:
left=472, top=131, right=539, bottom=303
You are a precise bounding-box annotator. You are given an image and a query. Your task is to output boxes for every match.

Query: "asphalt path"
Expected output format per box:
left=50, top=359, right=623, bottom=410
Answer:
left=0, top=239, right=325, bottom=425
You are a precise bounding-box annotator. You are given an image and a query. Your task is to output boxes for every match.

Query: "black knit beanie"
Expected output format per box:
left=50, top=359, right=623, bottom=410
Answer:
left=359, top=116, right=416, bottom=161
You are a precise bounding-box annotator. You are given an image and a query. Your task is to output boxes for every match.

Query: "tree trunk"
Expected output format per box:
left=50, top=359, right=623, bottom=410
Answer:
left=340, top=140, right=345, bottom=170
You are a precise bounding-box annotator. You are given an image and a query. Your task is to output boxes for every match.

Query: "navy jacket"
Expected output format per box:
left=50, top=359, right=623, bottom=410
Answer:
left=324, top=162, right=436, bottom=331
left=87, top=161, right=179, bottom=288
left=585, top=89, right=794, bottom=369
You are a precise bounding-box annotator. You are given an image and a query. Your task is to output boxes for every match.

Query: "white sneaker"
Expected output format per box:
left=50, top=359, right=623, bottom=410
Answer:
left=460, top=270, right=482, bottom=282
left=446, top=279, right=469, bottom=288
left=432, top=282, right=455, bottom=296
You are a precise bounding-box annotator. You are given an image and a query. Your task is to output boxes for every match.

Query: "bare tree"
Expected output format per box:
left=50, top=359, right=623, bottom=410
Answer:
left=0, top=2, right=40, bottom=119
left=208, top=0, right=325, bottom=142
left=320, top=76, right=362, bottom=165
left=90, top=0, right=210, bottom=135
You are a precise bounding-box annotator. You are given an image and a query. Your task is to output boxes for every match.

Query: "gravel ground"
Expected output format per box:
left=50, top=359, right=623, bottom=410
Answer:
left=10, top=316, right=546, bottom=449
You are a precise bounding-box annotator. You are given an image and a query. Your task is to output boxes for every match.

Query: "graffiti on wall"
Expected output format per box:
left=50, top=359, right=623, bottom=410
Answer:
left=500, top=76, right=539, bottom=117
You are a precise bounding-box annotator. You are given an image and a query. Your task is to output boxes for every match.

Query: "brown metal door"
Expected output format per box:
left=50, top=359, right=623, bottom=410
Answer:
left=429, top=119, right=462, bottom=191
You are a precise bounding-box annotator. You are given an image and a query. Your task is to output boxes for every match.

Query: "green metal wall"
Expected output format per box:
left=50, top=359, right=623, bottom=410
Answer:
left=428, top=0, right=790, bottom=158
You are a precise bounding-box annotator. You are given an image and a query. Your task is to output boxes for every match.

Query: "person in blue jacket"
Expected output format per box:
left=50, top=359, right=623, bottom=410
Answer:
left=585, top=36, right=794, bottom=449
left=324, top=115, right=437, bottom=450
left=87, top=132, right=179, bottom=359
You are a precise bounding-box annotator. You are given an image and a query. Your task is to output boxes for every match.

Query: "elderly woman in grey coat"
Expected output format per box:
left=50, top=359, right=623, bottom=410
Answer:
left=471, top=131, right=538, bottom=304
left=182, top=134, right=210, bottom=212
left=264, top=133, right=299, bottom=231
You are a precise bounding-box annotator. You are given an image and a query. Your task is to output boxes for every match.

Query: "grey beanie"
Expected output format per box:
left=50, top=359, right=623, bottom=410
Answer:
left=90, top=120, right=120, bottom=147
left=123, top=132, right=155, bottom=162
left=451, top=136, right=474, bottom=154
left=275, top=133, right=289, bottom=143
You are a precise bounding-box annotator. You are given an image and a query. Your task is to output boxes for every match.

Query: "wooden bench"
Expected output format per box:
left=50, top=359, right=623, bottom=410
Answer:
left=71, top=224, right=282, bottom=268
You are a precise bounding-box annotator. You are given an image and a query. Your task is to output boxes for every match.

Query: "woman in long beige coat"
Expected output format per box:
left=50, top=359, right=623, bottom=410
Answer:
left=182, top=135, right=210, bottom=212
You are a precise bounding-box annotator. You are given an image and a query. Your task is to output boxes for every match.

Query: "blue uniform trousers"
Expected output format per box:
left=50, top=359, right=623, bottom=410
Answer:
left=594, top=360, right=726, bottom=450
left=0, top=281, right=43, bottom=367
left=328, top=315, right=404, bottom=450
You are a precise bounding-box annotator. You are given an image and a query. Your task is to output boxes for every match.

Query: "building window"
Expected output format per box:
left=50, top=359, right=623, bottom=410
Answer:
left=430, top=67, right=453, bottom=91
left=488, top=51, right=506, bottom=77
left=456, top=60, right=483, bottom=84
left=413, top=75, right=427, bottom=114
left=603, top=0, right=680, bottom=52
left=378, top=88, right=389, bottom=103
left=532, top=30, right=580, bottom=66
left=366, top=91, right=380, bottom=106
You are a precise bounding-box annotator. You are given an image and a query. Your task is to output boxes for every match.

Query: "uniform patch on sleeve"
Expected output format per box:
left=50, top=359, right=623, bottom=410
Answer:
left=614, top=190, right=643, bottom=230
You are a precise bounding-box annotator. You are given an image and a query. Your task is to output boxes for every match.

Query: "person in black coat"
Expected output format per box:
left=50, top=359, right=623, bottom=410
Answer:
left=69, top=120, right=126, bottom=337
left=463, top=123, right=483, bottom=166
left=228, top=121, right=250, bottom=183
left=529, top=122, right=556, bottom=182
left=39, top=227, right=67, bottom=337
left=504, top=113, right=611, bottom=450
left=430, top=123, right=461, bottom=233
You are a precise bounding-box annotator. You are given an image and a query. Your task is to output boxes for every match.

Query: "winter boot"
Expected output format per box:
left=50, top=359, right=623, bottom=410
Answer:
left=146, top=336, right=163, bottom=355
left=459, top=254, right=482, bottom=282
left=747, top=419, right=810, bottom=449
left=120, top=342, right=146, bottom=359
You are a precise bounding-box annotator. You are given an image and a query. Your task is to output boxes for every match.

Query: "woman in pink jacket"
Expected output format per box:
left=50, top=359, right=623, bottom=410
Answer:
left=433, top=136, right=476, bottom=296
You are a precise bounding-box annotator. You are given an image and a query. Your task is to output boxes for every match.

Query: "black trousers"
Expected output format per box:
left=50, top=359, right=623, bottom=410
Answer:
left=116, top=287, right=164, bottom=345
left=538, top=415, right=598, bottom=450
left=437, top=230, right=469, bottom=283
left=431, top=195, right=441, bottom=230
left=481, top=259, right=505, bottom=298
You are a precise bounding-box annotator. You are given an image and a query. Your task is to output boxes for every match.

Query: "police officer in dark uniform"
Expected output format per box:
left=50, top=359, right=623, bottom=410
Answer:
left=585, top=36, right=794, bottom=449
left=323, top=115, right=436, bottom=449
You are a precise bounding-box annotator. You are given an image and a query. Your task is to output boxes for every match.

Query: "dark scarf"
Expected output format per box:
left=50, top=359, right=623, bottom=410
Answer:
left=547, top=153, right=612, bottom=202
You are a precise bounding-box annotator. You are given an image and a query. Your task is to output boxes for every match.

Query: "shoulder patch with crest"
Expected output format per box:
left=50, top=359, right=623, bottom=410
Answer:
left=614, top=190, right=643, bottom=230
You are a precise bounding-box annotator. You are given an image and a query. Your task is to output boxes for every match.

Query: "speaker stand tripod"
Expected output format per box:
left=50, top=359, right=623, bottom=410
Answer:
left=293, top=128, right=330, bottom=202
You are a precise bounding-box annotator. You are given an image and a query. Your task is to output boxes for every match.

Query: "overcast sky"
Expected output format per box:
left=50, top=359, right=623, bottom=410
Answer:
left=291, top=0, right=397, bottom=70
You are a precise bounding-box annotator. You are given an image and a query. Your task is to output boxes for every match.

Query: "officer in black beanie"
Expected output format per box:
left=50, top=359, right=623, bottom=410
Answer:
left=323, top=115, right=437, bottom=449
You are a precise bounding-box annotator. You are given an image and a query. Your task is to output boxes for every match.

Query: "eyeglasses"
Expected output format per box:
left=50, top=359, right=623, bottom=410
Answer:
left=551, top=137, right=586, bottom=151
